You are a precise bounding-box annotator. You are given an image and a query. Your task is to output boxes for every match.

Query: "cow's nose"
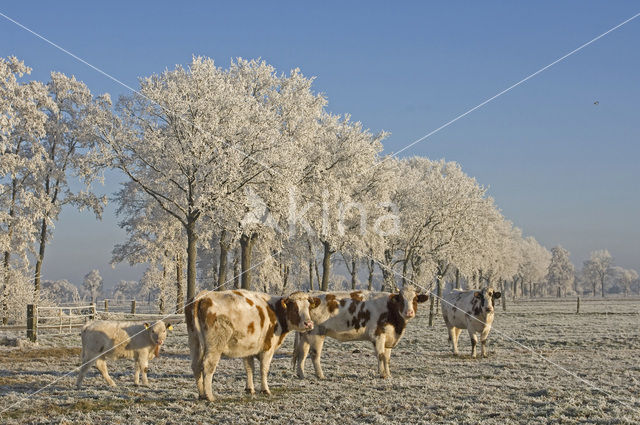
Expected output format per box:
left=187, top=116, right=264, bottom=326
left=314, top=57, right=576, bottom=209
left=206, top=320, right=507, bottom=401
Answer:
left=304, top=320, right=314, bottom=329
left=406, top=310, right=415, bottom=318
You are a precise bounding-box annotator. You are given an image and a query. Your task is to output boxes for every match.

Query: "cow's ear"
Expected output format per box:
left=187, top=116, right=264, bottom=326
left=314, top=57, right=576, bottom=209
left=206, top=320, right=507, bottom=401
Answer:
left=144, top=322, right=150, bottom=329
left=280, top=298, right=288, bottom=309
left=417, top=294, right=429, bottom=303
left=309, top=297, right=321, bottom=309
left=166, top=322, right=173, bottom=330
left=493, top=292, right=501, bottom=299
left=389, top=293, right=400, bottom=303
left=473, top=292, right=482, bottom=298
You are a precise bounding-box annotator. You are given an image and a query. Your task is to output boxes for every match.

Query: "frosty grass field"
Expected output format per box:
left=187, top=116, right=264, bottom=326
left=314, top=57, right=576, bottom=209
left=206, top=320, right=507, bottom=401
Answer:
left=1, top=298, right=638, bottom=424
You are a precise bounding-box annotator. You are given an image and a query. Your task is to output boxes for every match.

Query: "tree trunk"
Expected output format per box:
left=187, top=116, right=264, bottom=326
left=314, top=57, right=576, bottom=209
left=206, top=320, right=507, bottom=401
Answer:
left=2, top=253, right=10, bottom=325
left=401, top=259, right=409, bottom=287
left=321, top=240, right=333, bottom=291
left=455, top=269, right=460, bottom=289
left=233, top=250, right=240, bottom=289
left=428, top=283, right=436, bottom=327
left=240, top=233, right=257, bottom=290
left=367, top=259, right=374, bottom=291
left=381, top=249, right=395, bottom=292
left=217, top=231, right=229, bottom=290
left=314, top=260, right=321, bottom=290
left=185, top=218, right=198, bottom=305
left=351, top=259, right=357, bottom=290
left=33, top=218, right=48, bottom=301
left=175, top=254, right=184, bottom=314
left=308, top=260, right=314, bottom=291
left=501, top=280, right=507, bottom=311
left=592, top=282, right=597, bottom=297
left=281, top=264, right=290, bottom=295
left=159, top=264, right=166, bottom=314
left=601, top=276, right=605, bottom=298
left=435, top=276, right=442, bottom=315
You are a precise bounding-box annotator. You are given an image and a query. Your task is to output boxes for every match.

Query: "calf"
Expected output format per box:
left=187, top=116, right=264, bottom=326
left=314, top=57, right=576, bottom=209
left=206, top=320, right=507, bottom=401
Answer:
left=186, top=289, right=320, bottom=401
left=76, top=320, right=172, bottom=388
left=441, top=287, right=501, bottom=358
left=292, top=286, right=428, bottom=379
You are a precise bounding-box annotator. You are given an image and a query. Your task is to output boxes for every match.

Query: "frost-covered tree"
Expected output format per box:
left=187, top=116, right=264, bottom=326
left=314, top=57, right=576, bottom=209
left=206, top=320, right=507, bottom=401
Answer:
left=611, top=267, right=638, bottom=297
left=111, top=180, right=186, bottom=311
left=32, top=73, right=107, bottom=298
left=112, top=280, right=140, bottom=302
left=293, top=113, right=386, bottom=291
left=546, top=246, right=575, bottom=297
left=96, top=57, right=324, bottom=301
left=41, top=279, right=80, bottom=303
left=83, top=269, right=103, bottom=303
left=514, top=237, right=551, bottom=297
left=582, top=250, right=613, bottom=297
left=1, top=56, right=50, bottom=317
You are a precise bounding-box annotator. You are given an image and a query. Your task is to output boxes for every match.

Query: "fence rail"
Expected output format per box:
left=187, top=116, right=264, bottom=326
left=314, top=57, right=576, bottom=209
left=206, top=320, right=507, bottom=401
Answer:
left=0, top=302, right=183, bottom=342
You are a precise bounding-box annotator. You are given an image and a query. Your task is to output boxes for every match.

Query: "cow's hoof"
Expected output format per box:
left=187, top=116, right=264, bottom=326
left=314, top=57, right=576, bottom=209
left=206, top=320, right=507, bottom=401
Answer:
left=260, top=389, right=272, bottom=396
left=316, top=374, right=325, bottom=380
left=198, top=394, right=208, bottom=401
left=296, top=372, right=305, bottom=380
left=245, top=388, right=255, bottom=395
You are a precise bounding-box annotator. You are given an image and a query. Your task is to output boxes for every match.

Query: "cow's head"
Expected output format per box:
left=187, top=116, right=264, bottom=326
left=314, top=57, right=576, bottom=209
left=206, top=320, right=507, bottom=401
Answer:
left=144, top=321, right=172, bottom=346
left=472, top=288, right=501, bottom=315
left=280, top=292, right=320, bottom=332
left=390, top=285, right=429, bottom=320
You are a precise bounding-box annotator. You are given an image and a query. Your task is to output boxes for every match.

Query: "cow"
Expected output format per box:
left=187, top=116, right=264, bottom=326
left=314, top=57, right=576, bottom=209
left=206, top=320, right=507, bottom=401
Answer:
left=186, top=289, right=321, bottom=401
left=441, top=287, right=501, bottom=358
left=76, top=320, right=173, bottom=388
left=292, top=286, right=429, bottom=379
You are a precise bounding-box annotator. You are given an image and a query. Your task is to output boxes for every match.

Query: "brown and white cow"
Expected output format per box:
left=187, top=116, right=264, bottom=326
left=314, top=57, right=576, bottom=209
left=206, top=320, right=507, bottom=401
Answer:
left=186, top=289, right=320, bottom=401
left=76, top=320, right=173, bottom=388
left=441, top=287, right=501, bottom=358
left=292, top=286, right=428, bottom=379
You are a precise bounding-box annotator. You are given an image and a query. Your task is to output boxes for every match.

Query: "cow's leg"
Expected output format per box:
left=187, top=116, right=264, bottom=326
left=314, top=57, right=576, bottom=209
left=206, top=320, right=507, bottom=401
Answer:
left=447, top=327, right=457, bottom=355
left=139, top=355, right=150, bottom=386
left=310, top=335, right=326, bottom=380
left=76, top=351, right=95, bottom=389
left=258, top=350, right=275, bottom=395
left=295, top=334, right=311, bottom=379
left=134, top=353, right=141, bottom=386
left=384, top=348, right=392, bottom=378
left=468, top=330, right=478, bottom=358
left=95, top=358, right=116, bottom=387
left=202, top=349, right=222, bottom=402
left=480, top=327, right=491, bottom=358
left=188, top=332, right=205, bottom=399
left=243, top=356, right=255, bottom=395
left=373, top=335, right=388, bottom=378
left=452, top=327, right=462, bottom=356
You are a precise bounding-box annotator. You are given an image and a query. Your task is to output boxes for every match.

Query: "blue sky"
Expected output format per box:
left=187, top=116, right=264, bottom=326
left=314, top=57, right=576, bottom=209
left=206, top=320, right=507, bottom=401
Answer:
left=2, top=1, right=639, bottom=288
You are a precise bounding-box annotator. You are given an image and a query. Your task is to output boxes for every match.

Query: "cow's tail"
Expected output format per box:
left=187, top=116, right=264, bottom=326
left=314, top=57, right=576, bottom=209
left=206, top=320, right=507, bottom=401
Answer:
left=291, top=331, right=300, bottom=371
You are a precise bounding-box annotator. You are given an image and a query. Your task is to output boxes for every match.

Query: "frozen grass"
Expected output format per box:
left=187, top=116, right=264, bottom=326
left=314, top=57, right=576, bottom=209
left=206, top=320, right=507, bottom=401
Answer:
left=1, top=298, right=639, bottom=424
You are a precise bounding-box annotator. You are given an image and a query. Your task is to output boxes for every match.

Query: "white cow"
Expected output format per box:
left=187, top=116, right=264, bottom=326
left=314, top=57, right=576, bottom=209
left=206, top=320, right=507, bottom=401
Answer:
left=186, top=289, right=320, bottom=401
left=292, top=286, right=429, bottom=379
left=441, top=287, right=501, bottom=358
left=76, top=320, right=172, bottom=388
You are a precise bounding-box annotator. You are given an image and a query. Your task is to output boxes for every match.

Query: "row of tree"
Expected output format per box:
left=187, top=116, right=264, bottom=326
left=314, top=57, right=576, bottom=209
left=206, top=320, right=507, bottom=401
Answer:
left=2, top=56, right=638, bottom=322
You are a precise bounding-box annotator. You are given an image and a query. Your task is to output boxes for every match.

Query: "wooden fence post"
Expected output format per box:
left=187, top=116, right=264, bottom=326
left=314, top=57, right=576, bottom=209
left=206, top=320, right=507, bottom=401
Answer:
left=104, top=299, right=109, bottom=312
left=131, top=300, right=136, bottom=314
left=26, top=304, right=36, bottom=342
left=576, top=297, right=580, bottom=314
left=90, top=303, right=96, bottom=320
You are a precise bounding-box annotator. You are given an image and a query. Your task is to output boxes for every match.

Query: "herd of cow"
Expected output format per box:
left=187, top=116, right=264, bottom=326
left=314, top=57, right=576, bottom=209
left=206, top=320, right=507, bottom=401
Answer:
left=75, top=285, right=501, bottom=401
